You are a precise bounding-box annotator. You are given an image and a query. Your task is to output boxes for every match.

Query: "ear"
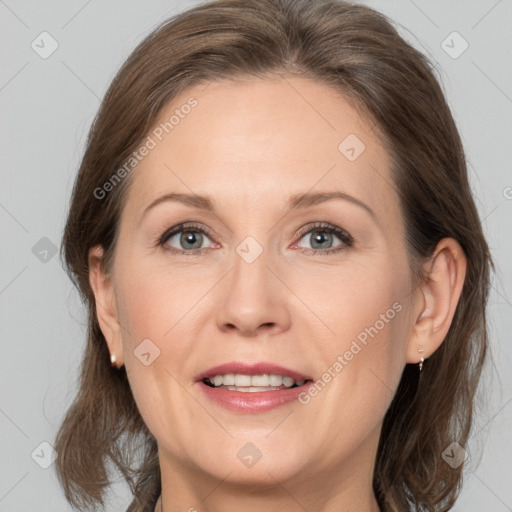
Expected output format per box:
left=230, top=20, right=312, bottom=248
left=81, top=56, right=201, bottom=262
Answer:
left=406, top=237, right=467, bottom=365
left=88, top=245, right=124, bottom=368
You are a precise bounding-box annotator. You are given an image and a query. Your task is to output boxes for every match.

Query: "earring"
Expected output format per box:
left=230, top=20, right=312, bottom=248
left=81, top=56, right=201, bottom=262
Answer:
left=111, top=353, right=117, bottom=368
left=418, top=348, right=425, bottom=372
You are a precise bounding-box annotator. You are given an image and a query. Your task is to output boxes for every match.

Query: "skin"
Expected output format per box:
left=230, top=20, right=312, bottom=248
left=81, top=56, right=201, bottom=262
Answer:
left=89, top=75, right=467, bottom=512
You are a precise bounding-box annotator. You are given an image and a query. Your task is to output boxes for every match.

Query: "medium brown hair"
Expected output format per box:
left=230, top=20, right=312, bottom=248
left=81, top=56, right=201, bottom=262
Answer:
left=54, top=0, right=493, bottom=510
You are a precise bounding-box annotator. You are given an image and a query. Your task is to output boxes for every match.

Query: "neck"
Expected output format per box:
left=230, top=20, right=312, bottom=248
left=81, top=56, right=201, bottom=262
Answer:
left=154, top=430, right=382, bottom=512
left=156, top=494, right=380, bottom=512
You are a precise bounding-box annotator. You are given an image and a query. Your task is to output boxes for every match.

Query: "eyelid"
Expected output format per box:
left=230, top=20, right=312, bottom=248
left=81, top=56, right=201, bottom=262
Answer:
left=158, top=222, right=214, bottom=245
left=157, top=222, right=217, bottom=253
left=290, top=222, right=354, bottom=255
left=293, top=222, right=354, bottom=245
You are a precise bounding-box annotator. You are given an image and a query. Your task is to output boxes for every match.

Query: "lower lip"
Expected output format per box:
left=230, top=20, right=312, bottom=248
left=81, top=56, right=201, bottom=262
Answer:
left=197, top=380, right=313, bottom=413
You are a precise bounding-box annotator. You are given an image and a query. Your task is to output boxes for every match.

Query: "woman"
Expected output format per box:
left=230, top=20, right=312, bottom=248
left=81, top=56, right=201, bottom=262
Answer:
left=54, top=0, right=493, bottom=510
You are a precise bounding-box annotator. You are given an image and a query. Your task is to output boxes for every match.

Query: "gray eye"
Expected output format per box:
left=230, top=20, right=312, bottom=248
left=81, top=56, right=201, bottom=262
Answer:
left=298, top=229, right=342, bottom=250
left=166, top=229, right=211, bottom=250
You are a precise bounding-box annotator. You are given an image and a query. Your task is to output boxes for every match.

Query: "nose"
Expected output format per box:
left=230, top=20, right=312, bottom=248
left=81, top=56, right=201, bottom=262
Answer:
left=215, top=246, right=291, bottom=337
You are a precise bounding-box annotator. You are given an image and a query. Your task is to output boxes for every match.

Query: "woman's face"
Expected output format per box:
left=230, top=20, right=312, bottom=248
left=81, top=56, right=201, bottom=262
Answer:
left=96, top=76, right=420, bottom=490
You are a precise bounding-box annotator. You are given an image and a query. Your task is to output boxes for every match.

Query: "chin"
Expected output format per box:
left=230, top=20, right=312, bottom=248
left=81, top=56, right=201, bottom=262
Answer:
left=188, top=437, right=310, bottom=486
left=200, top=459, right=305, bottom=488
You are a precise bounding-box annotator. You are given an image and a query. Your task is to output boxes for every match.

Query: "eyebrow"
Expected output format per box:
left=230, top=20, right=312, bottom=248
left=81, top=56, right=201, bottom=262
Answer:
left=140, top=190, right=376, bottom=223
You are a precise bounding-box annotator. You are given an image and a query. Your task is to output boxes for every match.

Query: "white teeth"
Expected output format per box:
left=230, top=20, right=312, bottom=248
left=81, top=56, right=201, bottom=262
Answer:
left=251, top=374, right=270, bottom=386
left=223, top=373, right=235, bottom=385
left=206, top=373, right=306, bottom=389
left=226, top=386, right=276, bottom=393
left=282, top=376, right=295, bottom=387
left=269, top=374, right=283, bottom=386
left=234, top=374, right=251, bottom=386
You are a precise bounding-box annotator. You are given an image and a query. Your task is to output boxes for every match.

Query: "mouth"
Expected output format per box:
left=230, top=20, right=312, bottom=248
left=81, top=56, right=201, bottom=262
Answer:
left=195, top=362, right=314, bottom=413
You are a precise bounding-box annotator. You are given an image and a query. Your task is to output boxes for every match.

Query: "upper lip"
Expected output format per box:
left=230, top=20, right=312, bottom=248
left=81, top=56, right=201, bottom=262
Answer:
left=195, top=362, right=312, bottom=382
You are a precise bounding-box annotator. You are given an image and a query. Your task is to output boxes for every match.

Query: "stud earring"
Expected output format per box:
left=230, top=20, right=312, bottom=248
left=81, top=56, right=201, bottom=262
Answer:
left=111, top=353, right=117, bottom=368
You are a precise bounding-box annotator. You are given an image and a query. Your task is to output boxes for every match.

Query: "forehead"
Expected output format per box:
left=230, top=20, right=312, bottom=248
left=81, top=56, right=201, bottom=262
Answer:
left=123, top=75, right=397, bottom=223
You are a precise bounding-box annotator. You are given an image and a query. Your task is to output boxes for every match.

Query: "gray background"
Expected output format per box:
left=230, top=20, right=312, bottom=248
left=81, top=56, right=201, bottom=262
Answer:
left=0, top=0, right=511, bottom=510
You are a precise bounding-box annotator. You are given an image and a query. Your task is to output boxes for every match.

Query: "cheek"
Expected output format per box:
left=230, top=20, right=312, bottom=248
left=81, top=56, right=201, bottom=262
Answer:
left=292, top=251, right=408, bottom=340
left=113, top=257, right=215, bottom=404
left=114, top=259, right=197, bottom=341
left=114, top=264, right=200, bottom=440
left=301, top=255, right=410, bottom=401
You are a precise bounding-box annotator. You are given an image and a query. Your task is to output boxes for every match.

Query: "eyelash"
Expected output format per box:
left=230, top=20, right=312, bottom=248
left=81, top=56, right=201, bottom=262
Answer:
left=156, top=221, right=354, bottom=256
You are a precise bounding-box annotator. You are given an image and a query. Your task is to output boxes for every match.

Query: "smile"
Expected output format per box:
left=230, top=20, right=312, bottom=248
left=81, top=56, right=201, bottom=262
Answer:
left=195, top=362, right=314, bottom=413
